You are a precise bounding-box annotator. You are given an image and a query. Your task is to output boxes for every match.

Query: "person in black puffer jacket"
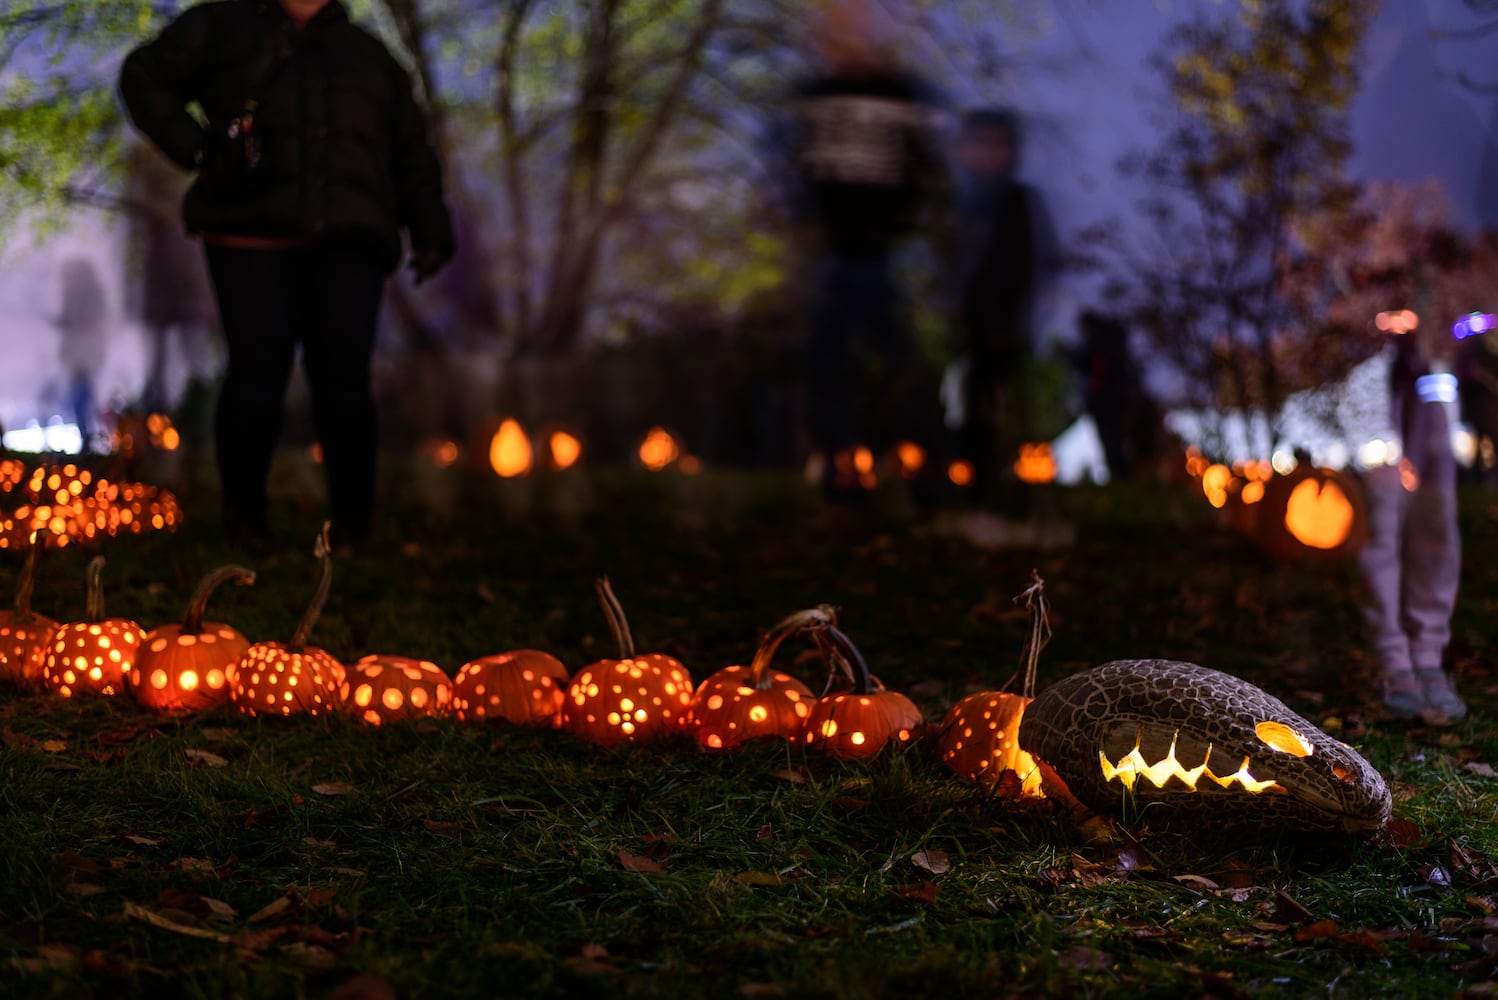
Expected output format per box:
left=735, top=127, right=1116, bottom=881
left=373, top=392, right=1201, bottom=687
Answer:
left=119, top=0, right=454, bottom=554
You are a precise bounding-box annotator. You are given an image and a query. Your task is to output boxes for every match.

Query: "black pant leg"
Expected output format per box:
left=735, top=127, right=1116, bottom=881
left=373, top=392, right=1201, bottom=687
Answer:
left=203, top=245, right=303, bottom=530
left=297, top=245, right=386, bottom=543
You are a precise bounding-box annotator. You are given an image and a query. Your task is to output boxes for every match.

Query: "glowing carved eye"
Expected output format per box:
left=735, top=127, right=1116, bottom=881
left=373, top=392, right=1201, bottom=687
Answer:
left=1256, top=720, right=1313, bottom=757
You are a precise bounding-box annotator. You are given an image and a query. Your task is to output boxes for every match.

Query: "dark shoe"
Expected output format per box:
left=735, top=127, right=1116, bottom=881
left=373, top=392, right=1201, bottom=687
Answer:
left=1416, top=668, right=1467, bottom=722
left=1380, top=671, right=1426, bottom=721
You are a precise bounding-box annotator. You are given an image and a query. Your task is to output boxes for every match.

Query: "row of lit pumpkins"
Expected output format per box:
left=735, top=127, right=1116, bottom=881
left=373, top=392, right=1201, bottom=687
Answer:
left=0, top=531, right=1032, bottom=784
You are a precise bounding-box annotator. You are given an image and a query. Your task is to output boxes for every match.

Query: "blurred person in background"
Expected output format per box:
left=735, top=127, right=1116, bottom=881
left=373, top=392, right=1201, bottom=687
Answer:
left=949, top=107, right=1045, bottom=516
left=786, top=0, right=947, bottom=508
left=119, top=0, right=453, bottom=555
left=55, top=258, right=110, bottom=452
left=1360, top=317, right=1465, bottom=723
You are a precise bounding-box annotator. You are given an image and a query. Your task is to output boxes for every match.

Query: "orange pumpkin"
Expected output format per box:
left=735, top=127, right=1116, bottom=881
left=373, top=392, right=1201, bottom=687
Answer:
left=685, top=607, right=827, bottom=751
left=342, top=655, right=452, bottom=726
left=229, top=525, right=344, bottom=717
left=802, top=624, right=923, bottom=759
left=41, top=556, right=144, bottom=698
left=452, top=649, right=570, bottom=727
left=131, top=565, right=254, bottom=713
left=1255, top=464, right=1368, bottom=561
left=937, top=691, right=1044, bottom=795
left=0, top=538, right=58, bottom=691
left=562, top=577, right=694, bottom=746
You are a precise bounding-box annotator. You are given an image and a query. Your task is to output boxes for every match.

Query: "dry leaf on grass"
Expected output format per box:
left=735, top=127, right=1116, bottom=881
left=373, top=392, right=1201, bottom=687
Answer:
left=617, top=850, right=667, bottom=873
left=185, top=748, right=228, bottom=768
left=124, top=901, right=231, bottom=942
left=911, top=849, right=951, bottom=875
left=312, top=781, right=356, bottom=797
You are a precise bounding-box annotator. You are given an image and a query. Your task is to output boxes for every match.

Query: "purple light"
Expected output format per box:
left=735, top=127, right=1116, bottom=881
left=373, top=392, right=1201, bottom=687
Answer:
left=1454, top=312, right=1496, bottom=339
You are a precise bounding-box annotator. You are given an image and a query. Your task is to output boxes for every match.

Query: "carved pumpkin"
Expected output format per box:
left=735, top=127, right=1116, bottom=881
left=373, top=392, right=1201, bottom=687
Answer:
left=937, top=571, right=1050, bottom=795
left=685, top=607, right=827, bottom=750
left=0, top=538, right=58, bottom=690
left=938, top=692, right=1044, bottom=795
left=1017, top=659, right=1392, bottom=834
left=802, top=624, right=923, bottom=759
left=41, top=556, right=144, bottom=698
left=1255, top=465, right=1367, bottom=561
left=229, top=526, right=344, bottom=717
left=562, top=577, right=694, bottom=746
left=131, top=565, right=254, bottom=712
left=452, top=649, right=570, bottom=727
left=343, top=655, right=452, bottom=726
left=1013, top=442, right=1057, bottom=484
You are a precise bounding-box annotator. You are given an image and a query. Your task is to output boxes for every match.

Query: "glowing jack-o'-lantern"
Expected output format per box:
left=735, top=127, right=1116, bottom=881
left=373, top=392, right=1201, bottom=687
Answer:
left=131, top=565, right=254, bottom=712
left=685, top=607, right=827, bottom=750
left=802, top=623, right=923, bottom=760
left=1255, top=465, right=1367, bottom=561
left=1017, top=659, right=1392, bottom=834
left=490, top=419, right=533, bottom=478
left=41, top=556, right=144, bottom=697
left=562, top=578, right=694, bottom=746
left=452, top=649, right=570, bottom=727
left=937, top=571, right=1051, bottom=795
left=343, top=655, right=452, bottom=726
left=1013, top=443, right=1056, bottom=484
left=0, top=538, right=59, bottom=690
left=229, top=526, right=344, bottom=716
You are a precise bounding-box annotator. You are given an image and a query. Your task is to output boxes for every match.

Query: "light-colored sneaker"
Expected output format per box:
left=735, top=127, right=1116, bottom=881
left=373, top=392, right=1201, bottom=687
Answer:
left=1415, top=668, right=1468, bottom=722
left=1381, top=671, right=1426, bottom=720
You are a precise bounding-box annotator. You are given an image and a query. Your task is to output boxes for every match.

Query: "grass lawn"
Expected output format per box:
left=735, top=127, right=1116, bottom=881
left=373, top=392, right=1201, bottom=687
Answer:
left=3, top=462, right=1497, bottom=998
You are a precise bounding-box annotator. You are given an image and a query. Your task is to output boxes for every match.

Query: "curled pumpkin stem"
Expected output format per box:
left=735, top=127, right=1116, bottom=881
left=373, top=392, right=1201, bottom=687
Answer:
left=815, top=625, right=874, bottom=697
left=84, top=555, right=106, bottom=622
left=1015, top=570, right=1050, bottom=700
left=594, top=576, right=635, bottom=658
left=181, top=565, right=255, bottom=634
left=289, top=523, right=333, bottom=651
left=747, top=605, right=836, bottom=689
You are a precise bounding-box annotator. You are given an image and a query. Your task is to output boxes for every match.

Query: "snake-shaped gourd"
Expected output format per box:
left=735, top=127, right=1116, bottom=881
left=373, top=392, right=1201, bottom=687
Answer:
left=1017, top=659, right=1392, bottom=834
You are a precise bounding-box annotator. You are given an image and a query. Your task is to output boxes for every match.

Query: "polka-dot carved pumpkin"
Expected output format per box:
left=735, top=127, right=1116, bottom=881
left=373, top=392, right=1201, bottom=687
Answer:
left=563, top=577, right=694, bottom=747
left=685, top=606, right=827, bottom=751
left=452, top=649, right=570, bottom=727
left=41, top=556, right=143, bottom=698
left=937, top=691, right=1044, bottom=795
left=803, top=624, right=923, bottom=760
left=131, top=565, right=254, bottom=712
left=229, top=525, right=344, bottom=716
left=343, top=655, right=452, bottom=726
left=0, top=538, right=58, bottom=691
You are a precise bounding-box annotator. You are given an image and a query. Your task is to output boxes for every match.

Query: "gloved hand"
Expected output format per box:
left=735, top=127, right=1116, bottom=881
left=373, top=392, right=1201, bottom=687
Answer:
left=408, top=245, right=450, bottom=285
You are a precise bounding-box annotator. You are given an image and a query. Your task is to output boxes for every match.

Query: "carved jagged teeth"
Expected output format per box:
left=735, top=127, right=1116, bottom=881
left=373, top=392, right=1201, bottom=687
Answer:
left=1099, top=732, right=1280, bottom=794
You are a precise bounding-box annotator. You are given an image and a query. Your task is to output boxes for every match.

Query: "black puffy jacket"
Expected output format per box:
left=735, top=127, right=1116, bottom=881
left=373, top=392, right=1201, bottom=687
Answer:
left=119, top=0, right=452, bottom=273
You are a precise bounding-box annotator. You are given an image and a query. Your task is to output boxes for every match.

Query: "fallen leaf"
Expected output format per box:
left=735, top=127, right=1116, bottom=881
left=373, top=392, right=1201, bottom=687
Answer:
left=124, top=901, right=231, bottom=942
left=312, top=782, right=356, bottom=797
left=41, top=739, right=68, bottom=752
left=185, top=748, right=228, bottom=768
left=2, top=727, right=38, bottom=749
left=770, top=767, right=809, bottom=784
left=65, top=882, right=105, bottom=897
left=422, top=818, right=464, bottom=833
left=1035, top=866, right=1072, bottom=890
left=41, top=761, right=81, bottom=771
left=911, top=848, right=951, bottom=875
left=1335, top=928, right=1387, bottom=954
left=248, top=895, right=296, bottom=923
left=755, top=823, right=773, bottom=841
left=1422, top=865, right=1454, bottom=888
left=1463, top=762, right=1497, bottom=778
left=1115, top=844, right=1154, bottom=872
left=1273, top=890, right=1315, bottom=923
left=735, top=871, right=791, bottom=886
left=280, top=942, right=337, bottom=971
left=202, top=897, right=238, bottom=922
left=1057, top=944, right=1113, bottom=971
left=1293, top=919, right=1339, bottom=942
left=199, top=727, right=237, bottom=742
left=176, top=857, right=217, bottom=875
left=302, top=837, right=337, bottom=848
left=1381, top=818, right=1422, bottom=850
left=890, top=882, right=939, bottom=906
left=617, top=850, right=666, bottom=874
left=1173, top=874, right=1220, bottom=893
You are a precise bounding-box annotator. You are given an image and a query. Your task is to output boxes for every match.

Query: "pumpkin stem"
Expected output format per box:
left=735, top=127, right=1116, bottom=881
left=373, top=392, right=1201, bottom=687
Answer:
left=289, top=523, right=333, bottom=651
left=12, top=532, right=41, bottom=623
left=815, top=625, right=874, bottom=697
left=181, top=565, right=255, bottom=634
left=748, top=605, right=836, bottom=688
left=1015, top=569, right=1050, bottom=699
left=594, top=576, right=635, bottom=658
left=84, top=555, right=106, bottom=622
